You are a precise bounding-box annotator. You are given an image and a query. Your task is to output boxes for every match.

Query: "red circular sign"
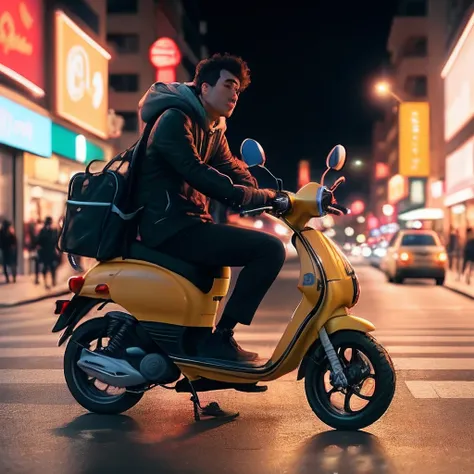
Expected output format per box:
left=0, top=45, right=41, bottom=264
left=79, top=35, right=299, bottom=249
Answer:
left=149, top=37, right=181, bottom=68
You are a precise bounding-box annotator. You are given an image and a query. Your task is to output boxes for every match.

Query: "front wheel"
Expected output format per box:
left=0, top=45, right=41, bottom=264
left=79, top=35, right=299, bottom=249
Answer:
left=64, top=317, right=144, bottom=414
left=304, top=330, right=396, bottom=430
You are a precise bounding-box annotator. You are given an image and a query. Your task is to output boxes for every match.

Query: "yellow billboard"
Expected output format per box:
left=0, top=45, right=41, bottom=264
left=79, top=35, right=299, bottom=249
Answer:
left=55, top=10, right=111, bottom=139
left=398, top=102, right=430, bottom=177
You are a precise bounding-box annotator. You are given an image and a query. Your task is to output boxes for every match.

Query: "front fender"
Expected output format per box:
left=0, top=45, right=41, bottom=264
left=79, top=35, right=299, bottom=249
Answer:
left=296, top=314, right=375, bottom=380
left=325, top=314, right=375, bottom=334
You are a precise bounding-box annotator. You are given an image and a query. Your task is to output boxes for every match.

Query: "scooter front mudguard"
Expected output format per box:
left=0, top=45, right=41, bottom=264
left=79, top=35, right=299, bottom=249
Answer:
left=325, top=313, right=375, bottom=334
left=296, top=313, right=375, bottom=380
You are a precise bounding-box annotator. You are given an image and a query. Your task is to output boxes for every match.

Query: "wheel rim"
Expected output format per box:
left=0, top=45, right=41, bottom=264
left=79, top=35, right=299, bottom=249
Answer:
left=69, top=325, right=127, bottom=404
left=313, top=344, right=377, bottom=418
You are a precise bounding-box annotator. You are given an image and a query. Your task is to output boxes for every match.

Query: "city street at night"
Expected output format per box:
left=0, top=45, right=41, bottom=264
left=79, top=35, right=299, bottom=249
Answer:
left=3, top=0, right=474, bottom=473
left=0, top=260, right=473, bottom=474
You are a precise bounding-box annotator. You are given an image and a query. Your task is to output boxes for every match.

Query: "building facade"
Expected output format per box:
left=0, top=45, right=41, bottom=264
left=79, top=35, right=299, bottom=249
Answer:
left=442, top=1, right=474, bottom=246
left=0, top=0, right=114, bottom=274
left=105, top=0, right=207, bottom=150
left=370, top=0, right=448, bottom=242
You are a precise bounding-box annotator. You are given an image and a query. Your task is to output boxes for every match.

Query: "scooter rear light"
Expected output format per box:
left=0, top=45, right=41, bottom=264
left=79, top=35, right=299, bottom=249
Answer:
left=68, top=276, right=85, bottom=294
left=95, top=284, right=109, bottom=294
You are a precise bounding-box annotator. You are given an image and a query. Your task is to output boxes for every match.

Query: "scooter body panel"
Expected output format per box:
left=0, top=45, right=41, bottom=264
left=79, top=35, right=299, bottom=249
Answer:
left=78, top=260, right=231, bottom=328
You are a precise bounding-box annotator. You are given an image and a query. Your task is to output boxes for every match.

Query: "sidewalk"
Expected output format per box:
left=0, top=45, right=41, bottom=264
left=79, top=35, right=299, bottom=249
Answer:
left=444, top=270, right=474, bottom=300
left=0, top=264, right=73, bottom=308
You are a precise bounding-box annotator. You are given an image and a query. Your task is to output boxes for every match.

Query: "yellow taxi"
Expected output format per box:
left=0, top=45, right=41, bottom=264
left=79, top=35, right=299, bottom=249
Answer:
left=380, top=229, right=447, bottom=285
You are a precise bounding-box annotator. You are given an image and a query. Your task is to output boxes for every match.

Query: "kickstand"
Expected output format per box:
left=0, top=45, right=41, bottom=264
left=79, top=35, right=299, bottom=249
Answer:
left=187, top=380, right=239, bottom=422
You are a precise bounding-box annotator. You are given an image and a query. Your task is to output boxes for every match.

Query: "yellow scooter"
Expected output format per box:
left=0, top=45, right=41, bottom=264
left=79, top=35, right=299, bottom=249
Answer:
left=52, top=141, right=396, bottom=430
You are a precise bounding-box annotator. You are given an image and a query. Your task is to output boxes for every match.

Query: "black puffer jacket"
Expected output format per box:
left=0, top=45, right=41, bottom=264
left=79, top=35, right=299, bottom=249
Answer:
left=135, top=82, right=275, bottom=247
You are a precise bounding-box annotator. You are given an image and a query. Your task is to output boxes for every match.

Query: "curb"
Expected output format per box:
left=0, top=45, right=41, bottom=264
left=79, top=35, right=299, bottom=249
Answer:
left=368, top=263, right=474, bottom=300
left=443, top=284, right=474, bottom=300
left=0, top=288, right=70, bottom=309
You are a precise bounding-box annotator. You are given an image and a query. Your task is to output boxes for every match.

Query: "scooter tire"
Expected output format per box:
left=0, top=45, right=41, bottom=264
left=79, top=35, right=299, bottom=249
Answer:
left=304, top=330, right=396, bottom=431
left=64, top=317, right=144, bottom=415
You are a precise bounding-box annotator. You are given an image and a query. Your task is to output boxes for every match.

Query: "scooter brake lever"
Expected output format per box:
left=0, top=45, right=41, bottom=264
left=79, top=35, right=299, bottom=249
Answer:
left=240, top=206, right=273, bottom=217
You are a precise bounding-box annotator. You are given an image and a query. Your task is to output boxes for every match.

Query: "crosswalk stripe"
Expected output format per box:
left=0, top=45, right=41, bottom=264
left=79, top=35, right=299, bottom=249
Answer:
left=4, top=327, right=474, bottom=345
left=376, top=335, right=474, bottom=343
left=0, top=335, right=58, bottom=343
left=236, top=332, right=474, bottom=344
left=0, top=318, right=56, bottom=331
left=405, top=381, right=474, bottom=398
left=1, top=345, right=472, bottom=361
left=374, top=329, right=474, bottom=335
left=0, top=348, right=63, bottom=357
left=386, top=346, right=474, bottom=354
left=0, top=369, right=64, bottom=384
left=394, top=358, right=474, bottom=370
left=0, top=368, right=301, bottom=385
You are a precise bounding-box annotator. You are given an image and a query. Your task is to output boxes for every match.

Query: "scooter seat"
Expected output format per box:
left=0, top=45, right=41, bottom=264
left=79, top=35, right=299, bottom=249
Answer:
left=126, top=241, right=225, bottom=293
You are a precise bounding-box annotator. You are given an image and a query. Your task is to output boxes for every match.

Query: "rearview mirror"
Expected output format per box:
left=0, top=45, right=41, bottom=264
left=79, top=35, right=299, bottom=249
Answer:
left=326, top=145, right=346, bottom=171
left=240, top=139, right=266, bottom=167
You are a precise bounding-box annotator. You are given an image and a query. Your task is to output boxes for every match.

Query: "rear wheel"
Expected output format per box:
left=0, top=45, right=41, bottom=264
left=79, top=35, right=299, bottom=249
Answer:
left=435, top=277, right=445, bottom=286
left=304, top=330, right=396, bottom=430
left=64, top=317, right=144, bottom=414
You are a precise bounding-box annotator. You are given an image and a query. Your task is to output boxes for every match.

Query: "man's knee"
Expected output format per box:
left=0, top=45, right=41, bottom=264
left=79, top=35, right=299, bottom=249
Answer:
left=261, top=234, right=286, bottom=266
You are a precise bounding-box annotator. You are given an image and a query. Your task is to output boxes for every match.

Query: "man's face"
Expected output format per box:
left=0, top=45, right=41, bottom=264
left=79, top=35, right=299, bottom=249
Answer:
left=202, top=70, right=240, bottom=118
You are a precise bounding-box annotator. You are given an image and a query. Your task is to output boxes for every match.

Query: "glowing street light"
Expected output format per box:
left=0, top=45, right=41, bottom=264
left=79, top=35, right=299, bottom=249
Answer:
left=374, top=81, right=403, bottom=103
left=345, top=227, right=355, bottom=237
left=375, top=81, right=390, bottom=95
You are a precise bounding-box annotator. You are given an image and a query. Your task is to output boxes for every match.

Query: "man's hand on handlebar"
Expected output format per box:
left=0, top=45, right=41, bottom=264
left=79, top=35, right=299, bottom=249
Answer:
left=237, top=188, right=291, bottom=217
left=271, top=192, right=291, bottom=216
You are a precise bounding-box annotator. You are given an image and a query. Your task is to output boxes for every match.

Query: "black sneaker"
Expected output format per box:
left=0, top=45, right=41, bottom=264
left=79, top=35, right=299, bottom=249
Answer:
left=198, top=328, right=259, bottom=362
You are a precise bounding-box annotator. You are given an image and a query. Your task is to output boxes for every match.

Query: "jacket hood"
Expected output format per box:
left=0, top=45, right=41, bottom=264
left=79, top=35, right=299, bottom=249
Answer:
left=138, top=82, right=226, bottom=132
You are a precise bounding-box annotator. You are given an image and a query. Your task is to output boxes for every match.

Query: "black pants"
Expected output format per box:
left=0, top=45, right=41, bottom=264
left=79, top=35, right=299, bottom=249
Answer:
left=157, top=223, right=287, bottom=326
left=462, top=258, right=473, bottom=274
left=2, top=251, right=17, bottom=283
left=41, top=259, right=57, bottom=286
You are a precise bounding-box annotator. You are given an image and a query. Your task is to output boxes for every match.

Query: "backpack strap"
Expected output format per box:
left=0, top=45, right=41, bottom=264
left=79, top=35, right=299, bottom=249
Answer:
left=126, top=120, right=156, bottom=197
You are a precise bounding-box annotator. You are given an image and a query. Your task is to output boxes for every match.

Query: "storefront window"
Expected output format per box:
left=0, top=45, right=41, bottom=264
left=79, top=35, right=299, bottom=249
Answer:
left=25, top=186, right=66, bottom=225
left=0, top=149, right=14, bottom=222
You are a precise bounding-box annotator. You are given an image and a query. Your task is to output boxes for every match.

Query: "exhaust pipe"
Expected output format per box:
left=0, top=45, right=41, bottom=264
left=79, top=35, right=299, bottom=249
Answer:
left=77, top=348, right=147, bottom=388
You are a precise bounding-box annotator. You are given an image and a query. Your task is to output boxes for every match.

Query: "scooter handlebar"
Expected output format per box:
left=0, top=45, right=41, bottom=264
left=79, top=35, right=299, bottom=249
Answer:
left=320, top=187, right=349, bottom=217
left=327, top=202, right=350, bottom=216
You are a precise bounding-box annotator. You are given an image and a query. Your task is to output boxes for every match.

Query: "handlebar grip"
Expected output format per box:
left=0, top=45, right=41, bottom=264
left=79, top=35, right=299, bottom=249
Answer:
left=327, top=203, right=350, bottom=215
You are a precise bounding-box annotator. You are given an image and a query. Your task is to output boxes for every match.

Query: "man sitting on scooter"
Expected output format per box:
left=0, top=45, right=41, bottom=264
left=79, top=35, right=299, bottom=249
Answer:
left=134, top=53, right=286, bottom=363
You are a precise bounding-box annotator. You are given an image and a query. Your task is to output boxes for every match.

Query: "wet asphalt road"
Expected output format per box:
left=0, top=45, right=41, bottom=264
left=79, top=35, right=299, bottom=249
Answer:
left=0, top=260, right=473, bottom=474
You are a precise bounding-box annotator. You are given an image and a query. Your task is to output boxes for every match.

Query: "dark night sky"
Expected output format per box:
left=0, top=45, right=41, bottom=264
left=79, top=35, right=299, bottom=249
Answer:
left=197, top=1, right=398, bottom=198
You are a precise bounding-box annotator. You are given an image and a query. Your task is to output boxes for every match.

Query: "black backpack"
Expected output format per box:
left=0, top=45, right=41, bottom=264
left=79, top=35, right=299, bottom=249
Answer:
left=57, top=120, right=155, bottom=262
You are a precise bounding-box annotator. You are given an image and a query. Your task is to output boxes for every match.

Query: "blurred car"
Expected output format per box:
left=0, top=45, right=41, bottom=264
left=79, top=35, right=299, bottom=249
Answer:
left=227, top=212, right=297, bottom=259
left=380, top=229, right=447, bottom=285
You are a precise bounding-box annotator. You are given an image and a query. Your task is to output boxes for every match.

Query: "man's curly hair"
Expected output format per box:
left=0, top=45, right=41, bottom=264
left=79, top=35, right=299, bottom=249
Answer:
left=194, top=53, right=251, bottom=94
